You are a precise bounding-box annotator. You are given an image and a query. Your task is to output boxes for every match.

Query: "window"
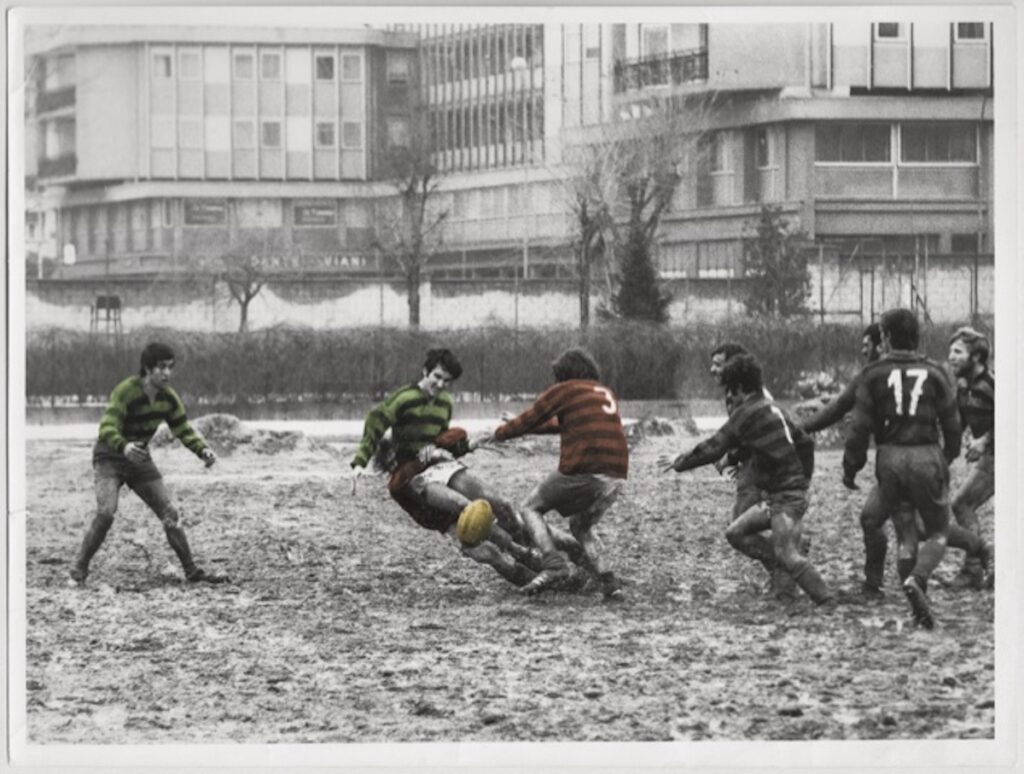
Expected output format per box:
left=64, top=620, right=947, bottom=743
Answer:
left=260, top=51, right=281, bottom=80
left=901, top=123, right=976, bottom=163
left=183, top=200, right=227, bottom=226
left=816, top=124, right=891, bottom=162
left=955, top=23, right=986, bottom=41
left=153, top=53, right=173, bottom=78
left=233, top=120, right=256, bottom=148
left=386, top=116, right=410, bottom=148
left=341, top=54, right=362, bottom=81
left=386, top=52, right=410, bottom=84
left=162, top=200, right=174, bottom=228
left=641, top=24, right=669, bottom=57
left=179, top=50, right=201, bottom=80
left=951, top=233, right=979, bottom=253
left=315, top=121, right=336, bottom=148
left=342, top=122, right=362, bottom=149
left=315, top=54, right=335, bottom=81
left=755, top=127, right=770, bottom=168
left=261, top=120, right=282, bottom=148
left=233, top=52, right=254, bottom=80
left=875, top=23, right=904, bottom=40
left=294, top=202, right=337, bottom=227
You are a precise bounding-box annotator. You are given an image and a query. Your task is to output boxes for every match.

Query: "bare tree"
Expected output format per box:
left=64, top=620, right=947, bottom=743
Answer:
left=374, top=74, right=448, bottom=330
left=216, top=229, right=271, bottom=333
left=558, top=93, right=719, bottom=328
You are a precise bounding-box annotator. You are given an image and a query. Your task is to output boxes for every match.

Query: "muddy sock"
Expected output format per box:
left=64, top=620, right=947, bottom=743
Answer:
left=862, top=526, right=887, bottom=590
left=164, top=525, right=198, bottom=577
left=896, top=557, right=915, bottom=584
left=791, top=561, right=834, bottom=604
left=72, top=514, right=114, bottom=578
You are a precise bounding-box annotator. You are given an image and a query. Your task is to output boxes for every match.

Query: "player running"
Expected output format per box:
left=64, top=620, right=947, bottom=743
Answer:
left=947, top=326, right=995, bottom=589
left=799, top=323, right=894, bottom=599
left=659, top=355, right=835, bottom=609
left=843, top=309, right=992, bottom=629
left=477, top=347, right=629, bottom=599
left=68, top=342, right=227, bottom=587
left=349, top=348, right=543, bottom=588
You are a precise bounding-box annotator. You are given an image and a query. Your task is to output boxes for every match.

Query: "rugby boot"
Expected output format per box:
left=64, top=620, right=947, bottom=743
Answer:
left=186, top=567, right=231, bottom=584
left=977, top=542, right=995, bottom=590
left=598, top=571, right=623, bottom=601
left=520, top=551, right=570, bottom=597
left=903, top=576, right=935, bottom=630
left=860, top=581, right=885, bottom=602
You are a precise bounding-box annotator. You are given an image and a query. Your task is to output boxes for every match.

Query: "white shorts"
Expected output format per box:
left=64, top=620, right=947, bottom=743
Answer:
left=408, top=460, right=466, bottom=496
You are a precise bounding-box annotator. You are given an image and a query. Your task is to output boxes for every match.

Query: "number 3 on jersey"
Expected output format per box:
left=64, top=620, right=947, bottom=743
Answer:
left=887, top=368, right=928, bottom=416
left=593, top=386, right=618, bottom=415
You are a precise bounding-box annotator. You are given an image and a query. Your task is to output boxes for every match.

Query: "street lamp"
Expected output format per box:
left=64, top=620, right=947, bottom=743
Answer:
left=509, top=55, right=530, bottom=281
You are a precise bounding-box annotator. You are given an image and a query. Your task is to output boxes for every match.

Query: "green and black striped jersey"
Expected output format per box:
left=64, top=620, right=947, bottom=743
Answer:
left=351, top=384, right=453, bottom=468
left=96, top=376, right=207, bottom=457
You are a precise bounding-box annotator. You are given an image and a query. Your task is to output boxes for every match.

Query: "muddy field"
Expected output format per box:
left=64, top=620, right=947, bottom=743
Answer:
left=20, top=421, right=995, bottom=745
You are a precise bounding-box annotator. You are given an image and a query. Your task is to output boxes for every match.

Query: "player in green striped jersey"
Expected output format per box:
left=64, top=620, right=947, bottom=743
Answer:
left=350, top=348, right=547, bottom=588
left=68, top=342, right=227, bottom=587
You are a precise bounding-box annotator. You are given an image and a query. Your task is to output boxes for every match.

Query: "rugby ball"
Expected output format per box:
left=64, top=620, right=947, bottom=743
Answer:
left=456, top=499, right=494, bottom=547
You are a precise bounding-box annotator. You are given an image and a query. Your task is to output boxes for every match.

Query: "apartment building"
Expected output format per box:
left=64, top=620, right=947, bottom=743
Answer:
left=26, top=24, right=419, bottom=279
left=26, top=21, right=994, bottom=321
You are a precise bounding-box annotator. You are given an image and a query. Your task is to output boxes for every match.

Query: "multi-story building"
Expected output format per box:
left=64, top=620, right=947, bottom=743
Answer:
left=416, top=22, right=994, bottom=321
left=25, top=21, right=995, bottom=324
left=26, top=24, right=419, bottom=279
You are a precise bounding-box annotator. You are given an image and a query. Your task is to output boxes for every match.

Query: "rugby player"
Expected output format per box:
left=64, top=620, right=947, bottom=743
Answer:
left=660, top=355, right=835, bottom=609
left=843, top=309, right=992, bottom=629
left=350, top=348, right=543, bottom=587
left=947, top=326, right=995, bottom=589
left=478, top=348, right=629, bottom=599
left=68, top=342, right=226, bottom=587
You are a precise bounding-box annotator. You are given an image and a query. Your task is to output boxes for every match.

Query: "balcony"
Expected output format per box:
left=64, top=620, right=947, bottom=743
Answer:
left=613, top=49, right=708, bottom=93
left=38, top=154, right=76, bottom=179
left=37, top=86, right=76, bottom=114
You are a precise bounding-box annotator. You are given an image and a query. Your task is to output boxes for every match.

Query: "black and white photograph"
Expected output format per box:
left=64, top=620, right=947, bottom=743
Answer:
left=4, top=2, right=1021, bottom=771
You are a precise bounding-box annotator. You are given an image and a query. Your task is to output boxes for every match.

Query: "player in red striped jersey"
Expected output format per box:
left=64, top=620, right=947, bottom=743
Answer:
left=477, top=348, right=629, bottom=599
left=660, top=355, right=835, bottom=609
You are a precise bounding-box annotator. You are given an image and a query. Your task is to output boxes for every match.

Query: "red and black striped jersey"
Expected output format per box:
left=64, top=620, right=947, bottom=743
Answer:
left=495, top=379, right=628, bottom=479
left=957, top=367, right=994, bottom=443
left=672, top=393, right=810, bottom=492
left=843, top=351, right=961, bottom=476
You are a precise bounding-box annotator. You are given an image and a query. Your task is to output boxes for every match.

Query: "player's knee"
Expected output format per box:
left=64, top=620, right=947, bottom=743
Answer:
left=724, top=524, right=744, bottom=547
left=158, top=505, right=181, bottom=530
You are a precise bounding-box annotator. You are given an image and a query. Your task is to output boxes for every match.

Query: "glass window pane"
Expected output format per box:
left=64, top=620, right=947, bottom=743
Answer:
left=342, top=122, right=362, bottom=149
left=316, top=55, right=335, bottom=81
left=316, top=122, right=336, bottom=148
left=234, top=53, right=254, bottom=80
left=342, top=54, right=361, bottom=81
left=864, top=125, right=891, bottom=161
left=815, top=125, right=840, bottom=161
left=877, top=23, right=901, bottom=39
left=261, top=52, right=281, bottom=80
left=901, top=125, right=927, bottom=162
left=261, top=121, right=281, bottom=147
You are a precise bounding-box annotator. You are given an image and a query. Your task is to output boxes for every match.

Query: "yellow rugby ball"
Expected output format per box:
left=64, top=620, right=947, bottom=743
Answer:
left=456, top=499, right=494, bottom=547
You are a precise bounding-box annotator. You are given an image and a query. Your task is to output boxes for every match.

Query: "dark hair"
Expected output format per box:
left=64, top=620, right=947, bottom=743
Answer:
left=552, top=347, right=601, bottom=382
left=862, top=323, right=882, bottom=349
left=710, top=343, right=749, bottom=361
left=950, top=326, right=990, bottom=365
left=880, top=308, right=920, bottom=351
left=422, top=348, right=462, bottom=380
left=720, top=354, right=763, bottom=396
left=139, top=342, right=175, bottom=376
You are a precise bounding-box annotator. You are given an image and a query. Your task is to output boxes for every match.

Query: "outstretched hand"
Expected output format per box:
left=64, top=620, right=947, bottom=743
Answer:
left=656, top=453, right=678, bottom=473
left=349, top=465, right=368, bottom=495
left=200, top=448, right=217, bottom=468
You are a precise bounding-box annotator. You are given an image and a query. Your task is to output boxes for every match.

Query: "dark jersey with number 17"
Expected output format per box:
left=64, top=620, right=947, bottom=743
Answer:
left=843, top=351, right=961, bottom=475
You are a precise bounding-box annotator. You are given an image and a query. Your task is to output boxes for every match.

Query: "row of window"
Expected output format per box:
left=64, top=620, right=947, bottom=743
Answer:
left=428, top=98, right=543, bottom=153
left=150, top=48, right=409, bottom=84
left=151, top=117, right=372, bottom=151
left=874, top=22, right=987, bottom=41
left=422, top=25, right=542, bottom=85
left=815, top=123, right=977, bottom=164
left=699, top=123, right=978, bottom=172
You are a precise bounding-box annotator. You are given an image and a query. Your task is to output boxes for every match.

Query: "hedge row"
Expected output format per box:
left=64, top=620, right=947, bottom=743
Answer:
left=25, top=318, right=982, bottom=405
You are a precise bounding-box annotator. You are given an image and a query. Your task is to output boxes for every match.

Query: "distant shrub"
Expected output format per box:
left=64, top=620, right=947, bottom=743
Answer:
left=25, top=317, right=983, bottom=405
